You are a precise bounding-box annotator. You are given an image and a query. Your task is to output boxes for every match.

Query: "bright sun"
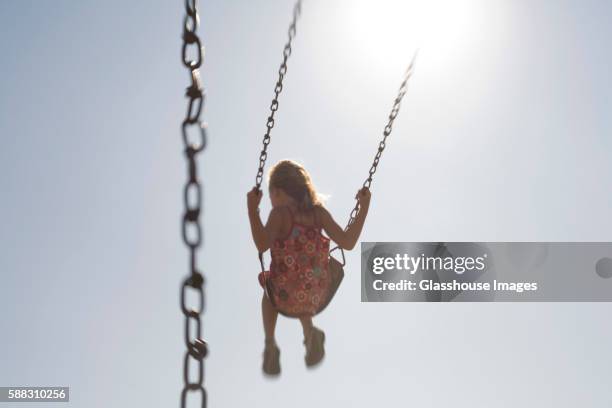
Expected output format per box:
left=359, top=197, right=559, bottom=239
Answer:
left=345, top=0, right=481, bottom=72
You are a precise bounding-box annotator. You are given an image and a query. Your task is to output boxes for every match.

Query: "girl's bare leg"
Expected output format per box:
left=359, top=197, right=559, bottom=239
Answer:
left=261, top=294, right=278, bottom=342
left=299, top=316, right=314, bottom=338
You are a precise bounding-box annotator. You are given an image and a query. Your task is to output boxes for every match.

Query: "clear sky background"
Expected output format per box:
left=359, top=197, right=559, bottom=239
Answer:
left=1, top=0, right=611, bottom=407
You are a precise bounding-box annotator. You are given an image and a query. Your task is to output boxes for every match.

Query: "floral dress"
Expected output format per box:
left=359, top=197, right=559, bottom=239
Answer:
left=258, top=209, right=331, bottom=317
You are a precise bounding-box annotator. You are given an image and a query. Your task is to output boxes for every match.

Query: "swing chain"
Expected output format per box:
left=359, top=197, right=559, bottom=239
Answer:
left=330, top=54, right=417, bottom=262
left=344, top=55, right=417, bottom=229
left=255, top=0, right=303, bottom=190
left=180, top=0, right=208, bottom=407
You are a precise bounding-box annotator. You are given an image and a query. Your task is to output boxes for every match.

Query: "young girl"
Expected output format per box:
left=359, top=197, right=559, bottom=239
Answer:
left=247, top=159, right=371, bottom=375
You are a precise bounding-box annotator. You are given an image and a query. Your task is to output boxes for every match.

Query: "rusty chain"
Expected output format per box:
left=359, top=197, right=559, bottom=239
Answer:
left=179, top=0, right=208, bottom=407
left=254, top=0, right=303, bottom=190
left=345, top=53, right=417, bottom=228
left=331, top=53, right=418, bottom=265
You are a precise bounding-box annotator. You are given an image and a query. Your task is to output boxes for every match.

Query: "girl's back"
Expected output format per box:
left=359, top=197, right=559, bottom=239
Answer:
left=267, top=205, right=331, bottom=317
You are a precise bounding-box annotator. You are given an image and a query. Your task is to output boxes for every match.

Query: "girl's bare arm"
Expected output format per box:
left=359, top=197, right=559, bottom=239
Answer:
left=247, top=188, right=283, bottom=252
left=248, top=207, right=283, bottom=253
left=317, top=188, right=371, bottom=250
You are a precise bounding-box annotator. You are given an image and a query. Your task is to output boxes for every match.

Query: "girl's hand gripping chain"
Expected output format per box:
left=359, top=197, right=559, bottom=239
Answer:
left=247, top=187, right=263, bottom=215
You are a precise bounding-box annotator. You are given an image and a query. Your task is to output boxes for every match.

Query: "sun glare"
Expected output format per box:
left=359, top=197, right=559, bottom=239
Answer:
left=346, top=0, right=481, bottom=73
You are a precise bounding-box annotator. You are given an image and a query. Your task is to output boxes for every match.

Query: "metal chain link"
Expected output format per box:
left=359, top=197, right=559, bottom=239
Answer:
left=180, top=0, right=208, bottom=407
left=254, top=0, right=302, bottom=190
left=331, top=53, right=418, bottom=264
left=346, top=53, right=417, bottom=228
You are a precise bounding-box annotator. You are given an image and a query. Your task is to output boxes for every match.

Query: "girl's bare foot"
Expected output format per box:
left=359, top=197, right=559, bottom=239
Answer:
left=303, top=327, right=325, bottom=367
left=262, top=339, right=281, bottom=376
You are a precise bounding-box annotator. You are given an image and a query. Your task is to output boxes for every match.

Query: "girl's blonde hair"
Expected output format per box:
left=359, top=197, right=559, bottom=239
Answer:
left=268, top=160, right=324, bottom=213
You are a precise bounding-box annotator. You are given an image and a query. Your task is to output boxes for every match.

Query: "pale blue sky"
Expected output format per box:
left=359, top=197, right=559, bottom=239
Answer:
left=1, top=0, right=611, bottom=407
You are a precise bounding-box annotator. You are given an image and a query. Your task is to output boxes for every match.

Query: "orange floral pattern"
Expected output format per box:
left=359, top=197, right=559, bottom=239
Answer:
left=259, top=221, right=331, bottom=317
